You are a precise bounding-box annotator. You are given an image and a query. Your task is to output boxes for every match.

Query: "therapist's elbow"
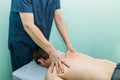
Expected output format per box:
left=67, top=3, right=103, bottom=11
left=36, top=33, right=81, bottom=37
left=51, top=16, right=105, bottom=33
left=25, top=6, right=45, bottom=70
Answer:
left=22, top=22, right=35, bottom=31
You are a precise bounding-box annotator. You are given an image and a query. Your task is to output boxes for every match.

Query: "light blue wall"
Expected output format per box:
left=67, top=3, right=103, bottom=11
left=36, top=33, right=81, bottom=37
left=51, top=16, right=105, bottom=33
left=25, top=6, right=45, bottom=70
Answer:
left=0, top=0, right=120, bottom=80
left=50, top=0, right=120, bottom=63
left=0, top=0, right=12, bottom=80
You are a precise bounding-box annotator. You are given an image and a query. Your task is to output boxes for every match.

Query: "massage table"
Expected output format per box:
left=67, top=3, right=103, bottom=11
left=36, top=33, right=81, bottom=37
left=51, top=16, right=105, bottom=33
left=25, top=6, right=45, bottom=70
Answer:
left=12, top=51, right=64, bottom=80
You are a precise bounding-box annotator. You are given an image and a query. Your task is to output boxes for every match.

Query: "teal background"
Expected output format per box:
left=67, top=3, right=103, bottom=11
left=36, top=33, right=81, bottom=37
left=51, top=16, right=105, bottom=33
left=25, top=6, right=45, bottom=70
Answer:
left=0, top=0, right=120, bottom=80
left=0, top=0, right=12, bottom=80
left=50, top=0, right=120, bottom=63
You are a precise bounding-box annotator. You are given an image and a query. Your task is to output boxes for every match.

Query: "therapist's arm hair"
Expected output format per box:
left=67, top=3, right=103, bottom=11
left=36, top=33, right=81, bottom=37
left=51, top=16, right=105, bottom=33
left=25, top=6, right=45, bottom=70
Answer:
left=54, top=9, right=71, bottom=47
left=19, top=13, right=57, bottom=55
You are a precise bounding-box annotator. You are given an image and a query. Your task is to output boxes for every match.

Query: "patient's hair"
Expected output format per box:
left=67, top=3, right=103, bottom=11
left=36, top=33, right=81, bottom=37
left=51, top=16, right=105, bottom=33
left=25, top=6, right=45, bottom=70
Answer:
left=33, top=48, right=49, bottom=65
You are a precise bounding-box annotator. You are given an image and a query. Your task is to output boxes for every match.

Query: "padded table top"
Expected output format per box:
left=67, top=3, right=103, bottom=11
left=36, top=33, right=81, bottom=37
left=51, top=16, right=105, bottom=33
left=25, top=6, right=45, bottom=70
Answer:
left=13, top=61, right=47, bottom=80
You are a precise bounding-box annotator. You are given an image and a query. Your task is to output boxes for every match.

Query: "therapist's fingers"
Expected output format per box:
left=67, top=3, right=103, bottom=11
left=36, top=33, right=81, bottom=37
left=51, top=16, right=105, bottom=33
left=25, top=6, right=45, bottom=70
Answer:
left=55, top=61, right=60, bottom=74
left=56, top=60, right=64, bottom=74
left=51, top=62, right=55, bottom=73
left=61, top=59, right=70, bottom=68
left=58, top=60, right=64, bottom=73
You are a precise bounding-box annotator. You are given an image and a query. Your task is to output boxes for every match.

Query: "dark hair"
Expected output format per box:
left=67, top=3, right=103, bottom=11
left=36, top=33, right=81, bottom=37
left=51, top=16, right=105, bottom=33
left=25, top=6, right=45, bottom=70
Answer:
left=33, top=48, right=49, bottom=65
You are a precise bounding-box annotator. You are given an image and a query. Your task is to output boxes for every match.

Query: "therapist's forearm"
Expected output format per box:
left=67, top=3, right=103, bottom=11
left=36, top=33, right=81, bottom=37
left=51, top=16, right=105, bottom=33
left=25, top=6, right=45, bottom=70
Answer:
left=20, top=13, right=57, bottom=55
left=24, top=24, right=57, bottom=54
left=55, top=10, right=71, bottom=47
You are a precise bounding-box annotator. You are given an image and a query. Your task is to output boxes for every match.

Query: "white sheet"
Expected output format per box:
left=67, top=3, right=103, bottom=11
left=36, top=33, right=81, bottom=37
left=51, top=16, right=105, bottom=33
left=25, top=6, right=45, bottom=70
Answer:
left=13, top=61, right=47, bottom=80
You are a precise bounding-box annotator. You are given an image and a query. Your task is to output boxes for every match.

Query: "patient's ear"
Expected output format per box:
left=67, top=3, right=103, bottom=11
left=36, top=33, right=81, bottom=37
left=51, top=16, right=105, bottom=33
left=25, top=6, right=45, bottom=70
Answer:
left=38, top=58, right=46, bottom=63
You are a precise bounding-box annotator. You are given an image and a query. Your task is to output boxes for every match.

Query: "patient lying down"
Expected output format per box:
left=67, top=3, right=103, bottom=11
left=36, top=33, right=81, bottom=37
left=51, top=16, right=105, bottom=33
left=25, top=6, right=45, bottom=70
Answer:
left=33, top=48, right=120, bottom=80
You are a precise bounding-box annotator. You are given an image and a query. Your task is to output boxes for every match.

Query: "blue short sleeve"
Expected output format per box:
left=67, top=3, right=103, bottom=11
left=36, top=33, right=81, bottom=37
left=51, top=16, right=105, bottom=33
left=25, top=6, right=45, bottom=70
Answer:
left=11, top=0, right=33, bottom=12
left=56, top=0, right=61, bottom=9
left=19, top=0, right=33, bottom=13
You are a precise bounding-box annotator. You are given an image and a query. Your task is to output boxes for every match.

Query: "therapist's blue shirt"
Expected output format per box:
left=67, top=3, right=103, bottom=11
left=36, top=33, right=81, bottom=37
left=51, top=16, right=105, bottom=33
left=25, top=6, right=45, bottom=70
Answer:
left=9, top=0, right=60, bottom=50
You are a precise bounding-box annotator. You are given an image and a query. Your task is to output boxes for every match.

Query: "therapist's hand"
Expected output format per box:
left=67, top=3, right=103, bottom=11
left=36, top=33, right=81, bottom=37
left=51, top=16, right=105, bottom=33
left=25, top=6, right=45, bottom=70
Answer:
left=66, top=44, right=76, bottom=54
left=65, top=45, right=77, bottom=58
left=49, top=51, right=70, bottom=74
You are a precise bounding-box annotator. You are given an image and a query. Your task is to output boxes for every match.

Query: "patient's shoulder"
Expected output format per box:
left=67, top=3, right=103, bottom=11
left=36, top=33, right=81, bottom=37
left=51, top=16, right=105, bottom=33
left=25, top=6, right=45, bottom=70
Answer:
left=46, top=67, right=55, bottom=80
left=46, top=66, right=64, bottom=80
left=46, top=66, right=57, bottom=76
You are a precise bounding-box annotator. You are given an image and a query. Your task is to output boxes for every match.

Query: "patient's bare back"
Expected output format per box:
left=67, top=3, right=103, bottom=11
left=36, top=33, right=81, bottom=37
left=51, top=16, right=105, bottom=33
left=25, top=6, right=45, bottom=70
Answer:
left=47, top=52, right=116, bottom=80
